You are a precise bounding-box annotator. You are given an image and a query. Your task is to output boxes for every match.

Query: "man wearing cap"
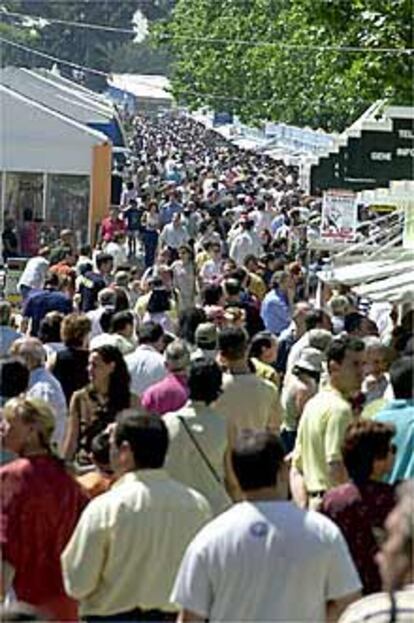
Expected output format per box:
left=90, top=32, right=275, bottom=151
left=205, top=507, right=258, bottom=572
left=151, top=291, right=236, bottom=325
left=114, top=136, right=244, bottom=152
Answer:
left=141, top=340, right=190, bottom=415
left=281, top=347, right=324, bottom=453
left=191, top=322, right=218, bottom=362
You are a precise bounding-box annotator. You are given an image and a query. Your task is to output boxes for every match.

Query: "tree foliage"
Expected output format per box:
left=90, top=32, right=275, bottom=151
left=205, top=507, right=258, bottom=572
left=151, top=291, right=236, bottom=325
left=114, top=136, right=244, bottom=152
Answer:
left=1, top=1, right=175, bottom=87
left=156, top=0, right=413, bottom=131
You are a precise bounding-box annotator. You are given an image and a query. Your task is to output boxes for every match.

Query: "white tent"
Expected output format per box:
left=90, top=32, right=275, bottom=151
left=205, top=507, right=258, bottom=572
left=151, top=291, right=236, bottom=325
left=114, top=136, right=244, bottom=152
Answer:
left=0, top=84, right=109, bottom=174
left=0, top=66, right=114, bottom=127
left=108, top=73, right=173, bottom=102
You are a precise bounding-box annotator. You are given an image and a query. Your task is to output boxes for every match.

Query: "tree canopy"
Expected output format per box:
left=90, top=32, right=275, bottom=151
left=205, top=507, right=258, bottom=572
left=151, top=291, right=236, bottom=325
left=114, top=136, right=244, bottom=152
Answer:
left=1, top=1, right=175, bottom=87
left=156, top=0, right=413, bottom=131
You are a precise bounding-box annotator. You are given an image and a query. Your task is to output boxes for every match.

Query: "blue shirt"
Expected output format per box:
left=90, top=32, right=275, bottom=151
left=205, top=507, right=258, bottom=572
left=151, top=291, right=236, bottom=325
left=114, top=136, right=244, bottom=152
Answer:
left=24, top=289, right=73, bottom=336
left=0, top=326, right=22, bottom=357
left=260, top=289, right=292, bottom=336
left=159, top=201, right=182, bottom=227
left=374, top=399, right=414, bottom=483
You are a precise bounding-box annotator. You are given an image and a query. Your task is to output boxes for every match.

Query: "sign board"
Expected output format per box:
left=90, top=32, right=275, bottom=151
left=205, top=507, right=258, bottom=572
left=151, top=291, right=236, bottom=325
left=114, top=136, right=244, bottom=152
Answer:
left=213, top=111, right=234, bottom=126
left=5, top=257, right=27, bottom=306
left=321, top=190, right=358, bottom=242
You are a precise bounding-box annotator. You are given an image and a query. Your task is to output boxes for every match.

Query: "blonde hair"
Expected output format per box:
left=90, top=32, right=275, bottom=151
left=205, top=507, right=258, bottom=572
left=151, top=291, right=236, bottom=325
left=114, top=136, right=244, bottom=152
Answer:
left=3, top=396, right=55, bottom=451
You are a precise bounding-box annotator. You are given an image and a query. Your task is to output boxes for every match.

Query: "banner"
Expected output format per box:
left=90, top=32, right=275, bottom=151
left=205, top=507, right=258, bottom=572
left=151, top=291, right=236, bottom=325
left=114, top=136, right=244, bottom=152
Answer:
left=321, top=190, right=358, bottom=241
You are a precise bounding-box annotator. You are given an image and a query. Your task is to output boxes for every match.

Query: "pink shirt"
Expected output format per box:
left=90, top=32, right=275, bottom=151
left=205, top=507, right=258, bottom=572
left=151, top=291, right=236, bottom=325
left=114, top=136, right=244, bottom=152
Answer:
left=141, top=373, right=189, bottom=415
left=101, top=217, right=126, bottom=242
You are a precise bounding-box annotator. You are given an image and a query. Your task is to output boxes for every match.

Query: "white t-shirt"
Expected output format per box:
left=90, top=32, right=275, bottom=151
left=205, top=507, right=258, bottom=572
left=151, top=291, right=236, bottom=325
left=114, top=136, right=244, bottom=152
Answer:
left=18, top=256, right=50, bottom=290
left=171, top=501, right=361, bottom=622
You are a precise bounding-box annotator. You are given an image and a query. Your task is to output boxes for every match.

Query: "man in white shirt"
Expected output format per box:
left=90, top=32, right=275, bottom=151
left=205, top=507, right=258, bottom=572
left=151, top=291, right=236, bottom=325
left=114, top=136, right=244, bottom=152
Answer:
left=10, top=337, right=67, bottom=447
left=125, top=321, right=167, bottom=397
left=86, top=288, right=117, bottom=339
left=229, top=218, right=262, bottom=266
left=62, top=412, right=211, bottom=621
left=159, top=212, right=189, bottom=256
left=17, top=247, right=50, bottom=301
left=171, top=430, right=361, bottom=622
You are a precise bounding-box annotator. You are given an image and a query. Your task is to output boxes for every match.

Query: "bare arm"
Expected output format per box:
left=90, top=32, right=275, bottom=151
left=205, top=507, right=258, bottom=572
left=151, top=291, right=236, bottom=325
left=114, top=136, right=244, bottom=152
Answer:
left=177, top=609, right=205, bottom=623
left=327, top=460, right=348, bottom=489
left=326, top=591, right=361, bottom=622
left=289, top=464, right=308, bottom=509
left=61, top=397, right=80, bottom=461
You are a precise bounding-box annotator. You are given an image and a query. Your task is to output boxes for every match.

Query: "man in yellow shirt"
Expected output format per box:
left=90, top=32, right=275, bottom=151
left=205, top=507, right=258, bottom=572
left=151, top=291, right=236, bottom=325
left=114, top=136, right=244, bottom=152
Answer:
left=290, top=336, right=365, bottom=510
left=61, top=412, right=211, bottom=621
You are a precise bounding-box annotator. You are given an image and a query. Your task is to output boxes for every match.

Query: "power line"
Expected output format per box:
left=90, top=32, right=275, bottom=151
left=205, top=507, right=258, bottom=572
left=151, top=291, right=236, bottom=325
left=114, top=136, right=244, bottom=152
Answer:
left=0, top=36, right=371, bottom=110
left=2, top=8, right=413, bottom=55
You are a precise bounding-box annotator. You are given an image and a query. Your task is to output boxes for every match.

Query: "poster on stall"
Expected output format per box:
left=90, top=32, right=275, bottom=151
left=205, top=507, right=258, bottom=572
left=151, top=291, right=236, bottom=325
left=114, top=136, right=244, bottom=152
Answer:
left=320, top=190, right=358, bottom=242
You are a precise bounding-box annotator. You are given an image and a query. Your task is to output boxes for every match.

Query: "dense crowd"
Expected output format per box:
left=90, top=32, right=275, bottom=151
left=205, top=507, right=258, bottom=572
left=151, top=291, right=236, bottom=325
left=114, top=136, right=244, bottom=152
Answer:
left=0, top=113, right=413, bottom=623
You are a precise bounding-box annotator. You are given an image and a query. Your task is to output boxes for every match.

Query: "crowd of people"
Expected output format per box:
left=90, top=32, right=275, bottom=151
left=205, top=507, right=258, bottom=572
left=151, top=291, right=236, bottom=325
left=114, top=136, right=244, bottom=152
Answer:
left=0, top=112, right=413, bottom=623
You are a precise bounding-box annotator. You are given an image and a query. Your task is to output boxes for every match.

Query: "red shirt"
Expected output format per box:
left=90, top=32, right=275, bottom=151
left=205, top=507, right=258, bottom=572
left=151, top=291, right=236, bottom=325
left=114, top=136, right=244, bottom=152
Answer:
left=100, top=216, right=126, bottom=242
left=0, top=456, right=88, bottom=621
left=321, top=481, right=395, bottom=594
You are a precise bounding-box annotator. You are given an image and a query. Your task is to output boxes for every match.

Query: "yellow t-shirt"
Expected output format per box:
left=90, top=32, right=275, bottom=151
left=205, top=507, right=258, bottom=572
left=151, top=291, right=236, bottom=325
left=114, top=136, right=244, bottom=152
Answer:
left=292, top=385, right=352, bottom=492
left=251, top=357, right=280, bottom=388
left=248, top=273, right=267, bottom=301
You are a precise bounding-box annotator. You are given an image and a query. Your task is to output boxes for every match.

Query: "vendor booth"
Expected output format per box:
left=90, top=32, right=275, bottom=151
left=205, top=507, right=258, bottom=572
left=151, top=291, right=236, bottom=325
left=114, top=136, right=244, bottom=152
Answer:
left=0, top=84, right=112, bottom=256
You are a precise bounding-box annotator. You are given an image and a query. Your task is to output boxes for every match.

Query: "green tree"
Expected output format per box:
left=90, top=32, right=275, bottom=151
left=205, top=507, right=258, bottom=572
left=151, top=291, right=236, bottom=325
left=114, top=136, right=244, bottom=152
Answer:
left=156, top=0, right=413, bottom=131
left=1, top=1, right=176, bottom=83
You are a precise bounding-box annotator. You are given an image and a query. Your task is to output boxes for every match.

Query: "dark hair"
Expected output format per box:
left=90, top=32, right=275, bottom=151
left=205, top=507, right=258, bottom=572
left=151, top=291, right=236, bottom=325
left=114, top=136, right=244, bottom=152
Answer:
left=223, top=278, right=242, bottom=297
left=344, top=312, right=365, bottom=334
left=138, top=321, right=164, bottom=345
left=111, top=311, right=134, bottom=334
left=90, top=430, right=111, bottom=468
left=112, top=286, right=130, bottom=312
left=389, top=356, right=413, bottom=400
left=232, top=430, right=286, bottom=491
left=99, top=309, right=116, bottom=333
left=218, top=326, right=248, bottom=360
left=0, top=357, right=29, bottom=399
left=327, top=336, right=364, bottom=366
left=248, top=331, right=275, bottom=360
left=96, top=253, right=114, bottom=270
left=188, top=359, right=222, bottom=404
left=114, top=411, right=169, bottom=469
left=202, top=284, right=223, bottom=306
left=342, top=420, right=395, bottom=484
left=178, top=308, right=207, bottom=345
left=147, top=288, right=171, bottom=314
left=44, top=272, right=60, bottom=289
left=91, top=345, right=131, bottom=414
left=38, top=312, right=64, bottom=344
left=304, top=309, right=328, bottom=331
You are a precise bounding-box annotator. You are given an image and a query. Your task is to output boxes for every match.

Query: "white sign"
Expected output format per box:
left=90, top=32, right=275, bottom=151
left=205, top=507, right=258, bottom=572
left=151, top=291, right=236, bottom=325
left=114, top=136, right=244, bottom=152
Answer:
left=321, top=190, right=358, bottom=242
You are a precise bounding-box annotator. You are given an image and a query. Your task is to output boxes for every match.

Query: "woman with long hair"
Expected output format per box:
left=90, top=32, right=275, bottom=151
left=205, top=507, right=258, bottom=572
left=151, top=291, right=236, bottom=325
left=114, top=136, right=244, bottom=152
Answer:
left=61, top=345, right=132, bottom=465
left=172, top=244, right=196, bottom=311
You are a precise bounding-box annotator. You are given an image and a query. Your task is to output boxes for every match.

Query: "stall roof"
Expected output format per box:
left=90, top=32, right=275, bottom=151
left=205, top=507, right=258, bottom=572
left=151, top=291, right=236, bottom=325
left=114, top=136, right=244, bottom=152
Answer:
left=0, top=67, right=126, bottom=146
left=318, top=258, right=414, bottom=287
left=0, top=84, right=109, bottom=175
left=0, top=67, right=112, bottom=122
left=107, top=74, right=174, bottom=102
left=34, top=68, right=112, bottom=108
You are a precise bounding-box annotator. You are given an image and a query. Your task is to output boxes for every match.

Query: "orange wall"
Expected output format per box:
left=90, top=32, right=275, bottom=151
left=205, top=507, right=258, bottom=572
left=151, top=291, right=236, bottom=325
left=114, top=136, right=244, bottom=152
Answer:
left=89, top=143, right=111, bottom=244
